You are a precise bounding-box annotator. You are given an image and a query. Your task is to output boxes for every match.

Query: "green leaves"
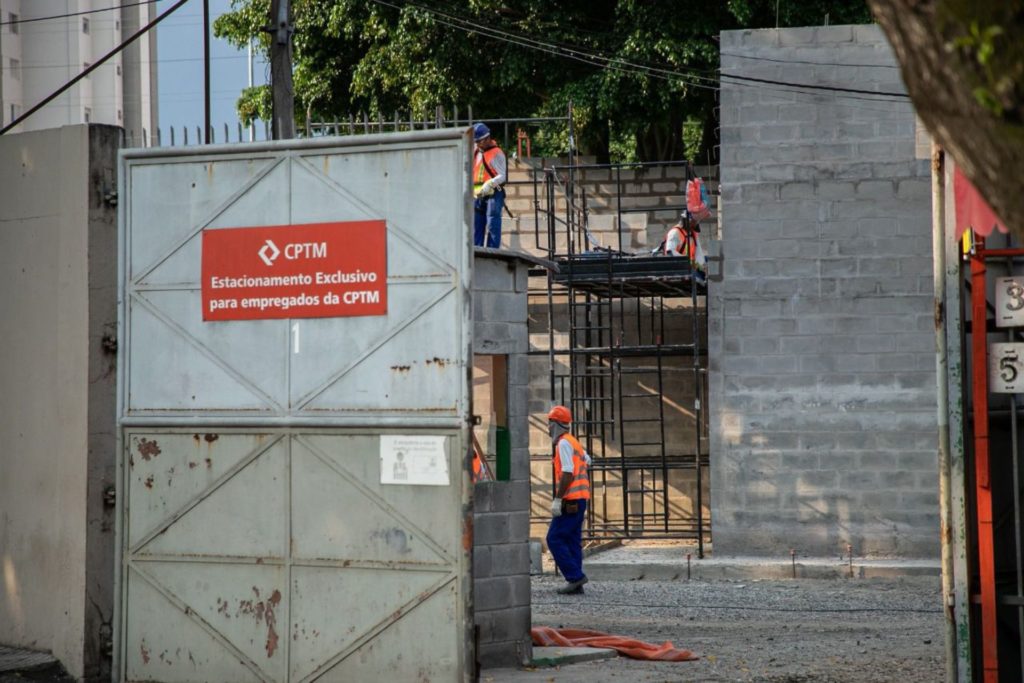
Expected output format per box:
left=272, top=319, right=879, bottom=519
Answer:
left=214, top=0, right=874, bottom=160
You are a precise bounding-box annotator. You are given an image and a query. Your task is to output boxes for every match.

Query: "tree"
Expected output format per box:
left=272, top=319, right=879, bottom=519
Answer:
left=869, top=1, right=1024, bottom=237
left=214, top=0, right=871, bottom=162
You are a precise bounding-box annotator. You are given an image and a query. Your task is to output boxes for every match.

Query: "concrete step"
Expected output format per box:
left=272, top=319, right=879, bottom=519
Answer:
left=579, top=545, right=942, bottom=581
left=530, top=646, right=617, bottom=668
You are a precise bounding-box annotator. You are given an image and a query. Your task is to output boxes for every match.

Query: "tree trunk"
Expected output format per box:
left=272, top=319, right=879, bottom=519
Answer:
left=869, top=0, right=1024, bottom=237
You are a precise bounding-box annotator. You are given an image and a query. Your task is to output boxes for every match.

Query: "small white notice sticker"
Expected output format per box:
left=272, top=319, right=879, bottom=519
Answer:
left=380, top=435, right=449, bottom=486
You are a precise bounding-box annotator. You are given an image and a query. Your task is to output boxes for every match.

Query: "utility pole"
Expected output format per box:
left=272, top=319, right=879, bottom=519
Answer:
left=203, top=0, right=211, bottom=143
left=247, top=39, right=256, bottom=141
left=269, top=0, right=294, bottom=140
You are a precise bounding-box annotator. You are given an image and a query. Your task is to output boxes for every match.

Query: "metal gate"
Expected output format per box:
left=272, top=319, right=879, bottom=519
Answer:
left=115, top=131, right=473, bottom=682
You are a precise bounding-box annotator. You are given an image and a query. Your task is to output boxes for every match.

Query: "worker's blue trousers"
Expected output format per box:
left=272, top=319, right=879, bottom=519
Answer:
left=547, top=499, right=588, bottom=583
left=474, top=190, right=505, bottom=248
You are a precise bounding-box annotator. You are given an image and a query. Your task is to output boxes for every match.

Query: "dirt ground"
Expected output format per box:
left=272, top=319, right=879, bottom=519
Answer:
left=486, top=574, right=945, bottom=683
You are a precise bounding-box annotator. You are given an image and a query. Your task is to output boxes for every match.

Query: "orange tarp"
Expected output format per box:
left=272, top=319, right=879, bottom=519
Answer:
left=531, top=626, right=698, bottom=661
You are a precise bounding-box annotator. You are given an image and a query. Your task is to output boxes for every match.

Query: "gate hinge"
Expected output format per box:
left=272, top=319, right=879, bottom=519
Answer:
left=103, top=486, right=116, bottom=508
left=103, top=189, right=118, bottom=207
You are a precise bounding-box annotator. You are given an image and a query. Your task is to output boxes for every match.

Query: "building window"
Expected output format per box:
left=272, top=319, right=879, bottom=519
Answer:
left=9, top=58, right=20, bottom=80
left=116, top=64, right=122, bottom=76
left=8, top=13, right=18, bottom=34
left=82, top=17, right=89, bottom=34
left=84, top=107, right=91, bottom=123
left=83, top=62, right=90, bottom=77
left=115, top=20, right=120, bottom=31
left=11, top=104, right=19, bottom=122
left=118, top=109, right=122, bottom=121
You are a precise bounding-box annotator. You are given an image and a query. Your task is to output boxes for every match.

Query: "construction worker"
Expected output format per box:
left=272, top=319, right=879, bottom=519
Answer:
left=472, top=122, right=506, bottom=248
left=546, top=405, right=592, bottom=595
left=663, top=220, right=706, bottom=272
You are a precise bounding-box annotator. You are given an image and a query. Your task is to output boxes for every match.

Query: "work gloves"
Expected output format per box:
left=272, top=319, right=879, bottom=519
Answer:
left=551, top=497, right=563, bottom=517
left=477, top=179, right=497, bottom=198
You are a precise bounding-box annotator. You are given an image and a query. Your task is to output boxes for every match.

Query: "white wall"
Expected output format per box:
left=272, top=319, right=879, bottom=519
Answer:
left=0, top=125, right=91, bottom=677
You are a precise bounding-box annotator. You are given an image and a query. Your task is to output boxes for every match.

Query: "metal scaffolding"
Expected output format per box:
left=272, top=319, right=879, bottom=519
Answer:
left=532, top=160, right=710, bottom=554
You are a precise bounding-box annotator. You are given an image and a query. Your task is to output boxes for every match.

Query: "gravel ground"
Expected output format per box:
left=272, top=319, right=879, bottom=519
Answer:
left=486, top=574, right=945, bottom=683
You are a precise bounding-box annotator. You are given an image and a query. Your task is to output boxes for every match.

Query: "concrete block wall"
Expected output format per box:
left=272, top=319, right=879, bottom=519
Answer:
left=471, top=252, right=533, bottom=667
left=501, top=161, right=720, bottom=257
left=712, top=25, right=938, bottom=558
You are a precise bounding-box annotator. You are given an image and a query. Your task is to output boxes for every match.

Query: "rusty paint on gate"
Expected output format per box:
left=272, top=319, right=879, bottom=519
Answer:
left=136, top=438, right=161, bottom=461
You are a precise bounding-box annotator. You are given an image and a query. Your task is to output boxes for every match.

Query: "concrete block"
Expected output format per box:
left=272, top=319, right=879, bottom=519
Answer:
left=759, top=124, right=797, bottom=142
left=475, top=576, right=521, bottom=612
left=896, top=333, right=933, bottom=353
left=855, top=334, right=895, bottom=353
left=488, top=605, right=531, bottom=643
left=474, top=512, right=511, bottom=546
left=529, top=540, right=542, bottom=575
left=473, top=257, right=515, bottom=292
left=490, top=543, right=531, bottom=576
left=897, top=452, right=935, bottom=470
left=473, top=545, right=492, bottom=578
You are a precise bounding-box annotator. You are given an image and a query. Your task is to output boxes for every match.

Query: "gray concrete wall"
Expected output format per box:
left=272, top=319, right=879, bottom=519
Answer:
left=471, top=252, right=532, bottom=668
left=712, top=25, right=937, bottom=558
left=0, top=124, right=119, bottom=679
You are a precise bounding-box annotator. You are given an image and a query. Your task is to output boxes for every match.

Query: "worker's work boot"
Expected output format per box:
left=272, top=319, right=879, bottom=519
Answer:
left=556, top=576, right=588, bottom=595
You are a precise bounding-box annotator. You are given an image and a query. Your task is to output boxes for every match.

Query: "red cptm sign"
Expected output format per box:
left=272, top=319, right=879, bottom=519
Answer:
left=202, top=220, right=387, bottom=321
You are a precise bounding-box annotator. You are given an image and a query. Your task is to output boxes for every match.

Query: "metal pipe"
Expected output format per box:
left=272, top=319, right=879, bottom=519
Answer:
left=932, top=144, right=957, bottom=683
left=1012, top=391, right=1024, bottom=678
left=970, top=235, right=999, bottom=682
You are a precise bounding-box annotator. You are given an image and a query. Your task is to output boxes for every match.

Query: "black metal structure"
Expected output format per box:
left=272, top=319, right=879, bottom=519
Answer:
left=533, top=160, right=710, bottom=554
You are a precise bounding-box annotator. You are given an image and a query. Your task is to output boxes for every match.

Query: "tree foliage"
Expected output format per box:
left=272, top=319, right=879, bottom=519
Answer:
left=214, top=0, right=871, bottom=161
left=869, top=0, right=1024, bottom=239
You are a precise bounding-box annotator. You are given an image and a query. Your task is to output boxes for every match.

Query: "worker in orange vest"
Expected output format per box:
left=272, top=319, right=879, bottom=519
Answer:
left=472, top=123, right=506, bottom=248
left=546, top=405, right=592, bottom=595
left=662, top=221, right=706, bottom=271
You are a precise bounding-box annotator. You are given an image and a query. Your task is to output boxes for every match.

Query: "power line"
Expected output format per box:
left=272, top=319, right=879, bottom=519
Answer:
left=0, top=0, right=162, bottom=27
left=1, top=0, right=191, bottom=135
left=720, top=72, right=907, bottom=97
left=371, top=0, right=910, bottom=111
left=720, top=51, right=901, bottom=69
left=372, top=0, right=722, bottom=92
left=2, top=54, right=251, bottom=71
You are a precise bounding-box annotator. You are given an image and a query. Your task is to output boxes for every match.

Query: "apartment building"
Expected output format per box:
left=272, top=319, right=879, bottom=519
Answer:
left=0, top=0, right=157, bottom=137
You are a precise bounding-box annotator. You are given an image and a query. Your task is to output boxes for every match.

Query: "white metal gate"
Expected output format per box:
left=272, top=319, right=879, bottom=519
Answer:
left=116, top=132, right=473, bottom=682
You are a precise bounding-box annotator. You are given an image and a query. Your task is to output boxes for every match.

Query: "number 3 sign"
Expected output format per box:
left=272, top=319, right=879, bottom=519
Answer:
left=991, top=343, right=1024, bottom=393
left=996, top=277, right=1024, bottom=327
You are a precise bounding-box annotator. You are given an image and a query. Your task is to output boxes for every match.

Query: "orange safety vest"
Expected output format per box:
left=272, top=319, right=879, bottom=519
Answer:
left=552, top=433, right=590, bottom=501
left=664, top=225, right=699, bottom=260
left=473, top=144, right=504, bottom=195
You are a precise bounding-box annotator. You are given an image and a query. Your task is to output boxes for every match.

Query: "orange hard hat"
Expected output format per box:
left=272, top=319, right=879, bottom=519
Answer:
left=548, top=405, right=572, bottom=424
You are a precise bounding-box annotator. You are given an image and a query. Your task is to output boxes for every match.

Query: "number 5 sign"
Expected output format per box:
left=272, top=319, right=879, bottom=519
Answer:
left=995, top=277, right=1024, bottom=327
left=991, top=343, right=1024, bottom=393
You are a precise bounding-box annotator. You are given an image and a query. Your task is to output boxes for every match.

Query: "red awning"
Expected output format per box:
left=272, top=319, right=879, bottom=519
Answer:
left=955, top=165, right=1008, bottom=239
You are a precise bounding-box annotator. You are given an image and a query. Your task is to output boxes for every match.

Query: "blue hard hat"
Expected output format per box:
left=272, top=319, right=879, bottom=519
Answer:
left=473, top=122, right=491, bottom=142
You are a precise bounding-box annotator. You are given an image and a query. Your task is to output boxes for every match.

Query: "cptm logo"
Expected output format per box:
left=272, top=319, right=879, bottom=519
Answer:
left=258, top=239, right=328, bottom=266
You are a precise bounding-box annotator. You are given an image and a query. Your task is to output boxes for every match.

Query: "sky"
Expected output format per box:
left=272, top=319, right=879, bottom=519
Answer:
left=156, top=0, right=270, bottom=142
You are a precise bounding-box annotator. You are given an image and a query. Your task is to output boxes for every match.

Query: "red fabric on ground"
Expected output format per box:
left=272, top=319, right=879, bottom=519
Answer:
left=531, top=626, right=698, bottom=661
left=954, top=165, right=1007, bottom=239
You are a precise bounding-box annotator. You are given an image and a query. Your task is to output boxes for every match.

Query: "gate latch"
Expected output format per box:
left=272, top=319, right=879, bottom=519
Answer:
left=103, top=486, right=116, bottom=508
